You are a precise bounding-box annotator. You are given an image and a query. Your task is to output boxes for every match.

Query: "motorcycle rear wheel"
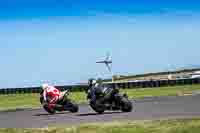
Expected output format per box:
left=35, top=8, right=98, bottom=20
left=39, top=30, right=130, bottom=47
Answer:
left=43, top=104, right=56, bottom=114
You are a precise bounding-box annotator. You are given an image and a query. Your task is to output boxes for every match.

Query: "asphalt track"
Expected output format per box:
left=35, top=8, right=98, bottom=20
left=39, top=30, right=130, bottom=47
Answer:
left=1, top=95, right=200, bottom=128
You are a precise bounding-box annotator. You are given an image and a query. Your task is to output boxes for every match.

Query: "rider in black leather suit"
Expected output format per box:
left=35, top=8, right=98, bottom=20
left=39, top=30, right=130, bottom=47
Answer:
left=87, top=79, right=104, bottom=103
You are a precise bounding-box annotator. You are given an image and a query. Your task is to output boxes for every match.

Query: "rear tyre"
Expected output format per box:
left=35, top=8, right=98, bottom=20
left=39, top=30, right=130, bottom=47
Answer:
left=43, top=104, right=56, bottom=114
left=120, top=97, right=133, bottom=112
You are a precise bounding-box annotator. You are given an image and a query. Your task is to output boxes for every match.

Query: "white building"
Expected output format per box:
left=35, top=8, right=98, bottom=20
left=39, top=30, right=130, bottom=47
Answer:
left=191, top=71, right=200, bottom=78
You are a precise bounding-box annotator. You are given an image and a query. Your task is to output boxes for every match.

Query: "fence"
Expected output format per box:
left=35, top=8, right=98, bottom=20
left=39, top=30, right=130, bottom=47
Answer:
left=0, top=85, right=88, bottom=95
left=0, top=78, right=200, bottom=95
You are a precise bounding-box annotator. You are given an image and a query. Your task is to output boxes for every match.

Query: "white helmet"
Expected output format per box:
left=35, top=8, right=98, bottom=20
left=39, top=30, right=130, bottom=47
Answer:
left=92, top=79, right=97, bottom=85
left=41, top=83, right=49, bottom=90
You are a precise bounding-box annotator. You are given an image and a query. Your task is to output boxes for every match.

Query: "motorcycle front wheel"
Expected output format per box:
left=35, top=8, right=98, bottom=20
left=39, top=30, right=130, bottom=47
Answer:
left=120, top=97, right=133, bottom=112
left=90, top=100, right=105, bottom=114
left=69, top=102, right=79, bottom=113
left=61, top=99, right=79, bottom=113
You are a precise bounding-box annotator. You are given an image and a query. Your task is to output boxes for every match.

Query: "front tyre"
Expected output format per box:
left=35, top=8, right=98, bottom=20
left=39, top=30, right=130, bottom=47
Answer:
left=69, top=103, right=79, bottom=113
left=90, top=101, right=105, bottom=114
left=120, top=97, right=133, bottom=112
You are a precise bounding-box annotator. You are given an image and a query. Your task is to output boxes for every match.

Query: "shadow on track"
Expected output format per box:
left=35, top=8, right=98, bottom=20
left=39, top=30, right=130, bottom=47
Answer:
left=77, top=111, right=124, bottom=117
left=34, top=111, right=72, bottom=116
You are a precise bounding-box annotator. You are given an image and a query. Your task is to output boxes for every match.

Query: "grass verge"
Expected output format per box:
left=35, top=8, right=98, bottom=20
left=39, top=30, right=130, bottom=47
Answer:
left=0, top=84, right=200, bottom=111
left=1, top=118, right=200, bottom=133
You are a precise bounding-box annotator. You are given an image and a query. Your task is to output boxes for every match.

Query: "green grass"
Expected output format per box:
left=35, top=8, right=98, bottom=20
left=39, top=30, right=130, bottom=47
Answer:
left=0, top=93, right=40, bottom=110
left=1, top=118, right=200, bottom=133
left=121, top=84, right=200, bottom=99
left=0, top=84, right=200, bottom=111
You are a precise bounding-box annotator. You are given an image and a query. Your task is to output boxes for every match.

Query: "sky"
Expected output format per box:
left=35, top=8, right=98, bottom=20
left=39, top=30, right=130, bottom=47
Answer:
left=0, top=0, right=200, bottom=88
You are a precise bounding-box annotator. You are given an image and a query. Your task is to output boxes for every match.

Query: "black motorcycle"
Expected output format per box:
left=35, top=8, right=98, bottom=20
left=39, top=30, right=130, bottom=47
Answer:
left=40, top=89, right=79, bottom=114
left=86, top=85, right=133, bottom=114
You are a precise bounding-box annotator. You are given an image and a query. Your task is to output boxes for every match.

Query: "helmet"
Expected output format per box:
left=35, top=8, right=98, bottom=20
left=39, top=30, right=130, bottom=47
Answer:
left=88, top=78, right=97, bottom=87
left=41, top=83, right=49, bottom=90
left=92, top=79, right=97, bottom=85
